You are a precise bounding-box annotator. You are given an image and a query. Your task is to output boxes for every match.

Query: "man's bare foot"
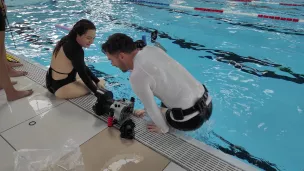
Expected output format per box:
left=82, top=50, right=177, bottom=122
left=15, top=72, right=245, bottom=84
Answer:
left=8, top=62, right=23, bottom=68
left=8, top=69, right=28, bottom=77
left=0, top=81, right=17, bottom=90
left=7, top=89, right=33, bottom=101
left=134, top=109, right=145, bottom=118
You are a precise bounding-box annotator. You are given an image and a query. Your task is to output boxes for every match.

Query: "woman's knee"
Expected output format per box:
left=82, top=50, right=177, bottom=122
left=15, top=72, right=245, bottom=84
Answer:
left=54, top=87, right=71, bottom=99
left=75, top=80, right=90, bottom=90
left=55, top=82, right=90, bottom=99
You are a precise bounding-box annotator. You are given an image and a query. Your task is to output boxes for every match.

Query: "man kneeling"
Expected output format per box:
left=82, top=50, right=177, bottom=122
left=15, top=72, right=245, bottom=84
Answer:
left=101, top=33, right=213, bottom=134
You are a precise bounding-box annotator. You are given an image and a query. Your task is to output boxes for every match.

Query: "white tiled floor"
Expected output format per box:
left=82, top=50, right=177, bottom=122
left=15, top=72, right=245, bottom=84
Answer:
left=0, top=74, right=183, bottom=171
left=1, top=101, right=108, bottom=150
left=0, top=137, right=15, bottom=171
left=163, top=162, right=186, bottom=171
left=0, top=75, right=108, bottom=170
left=0, top=77, right=66, bottom=133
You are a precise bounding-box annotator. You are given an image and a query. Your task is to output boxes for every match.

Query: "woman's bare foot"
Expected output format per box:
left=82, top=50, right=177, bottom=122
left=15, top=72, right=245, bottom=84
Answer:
left=8, top=62, right=23, bottom=68
left=8, top=69, right=28, bottom=77
left=134, top=109, right=145, bottom=118
left=0, top=81, right=17, bottom=90
left=7, top=89, right=33, bottom=101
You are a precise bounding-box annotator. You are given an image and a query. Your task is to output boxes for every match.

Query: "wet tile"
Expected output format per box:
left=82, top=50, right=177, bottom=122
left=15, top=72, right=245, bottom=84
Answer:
left=0, top=137, right=15, bottom=171
left=1, top=102, right=107, bottom=150
left=163, top=162, right=186, bottom=171
left=0, top=77, right=66, bottom=133
left=80, top=128, right=170, bottom=171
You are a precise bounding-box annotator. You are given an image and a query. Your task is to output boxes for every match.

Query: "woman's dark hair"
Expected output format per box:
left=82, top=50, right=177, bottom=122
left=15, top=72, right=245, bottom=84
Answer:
left=101, top=33, right=138, bottom=55
left=53, top=19, right=96, bottom=57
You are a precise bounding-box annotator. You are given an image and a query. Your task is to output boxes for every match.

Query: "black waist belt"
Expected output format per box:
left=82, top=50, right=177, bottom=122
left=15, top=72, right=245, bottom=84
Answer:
left=170, top=84, right=210, bottom=120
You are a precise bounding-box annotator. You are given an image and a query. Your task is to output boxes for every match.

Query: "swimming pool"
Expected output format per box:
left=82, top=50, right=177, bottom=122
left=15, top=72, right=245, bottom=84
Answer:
left=4, top=0, right=304, bottom=170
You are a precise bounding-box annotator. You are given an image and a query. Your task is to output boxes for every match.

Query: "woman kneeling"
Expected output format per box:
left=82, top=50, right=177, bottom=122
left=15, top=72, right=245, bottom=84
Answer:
left=46, top=19, right=105, bottom=99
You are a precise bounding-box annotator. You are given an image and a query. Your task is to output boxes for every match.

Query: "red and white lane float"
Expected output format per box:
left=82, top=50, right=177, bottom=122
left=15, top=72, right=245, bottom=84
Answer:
left=129, top=0, right=303, bottom=23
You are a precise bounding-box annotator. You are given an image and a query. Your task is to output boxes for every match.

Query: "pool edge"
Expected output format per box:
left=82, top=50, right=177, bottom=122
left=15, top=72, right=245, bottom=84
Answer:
left=8, top=51, right=259, bottom=171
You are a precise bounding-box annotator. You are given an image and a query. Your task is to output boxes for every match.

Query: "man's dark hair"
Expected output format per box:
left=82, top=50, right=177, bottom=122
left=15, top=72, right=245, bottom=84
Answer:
left=101, top=33, right=137, bottom=55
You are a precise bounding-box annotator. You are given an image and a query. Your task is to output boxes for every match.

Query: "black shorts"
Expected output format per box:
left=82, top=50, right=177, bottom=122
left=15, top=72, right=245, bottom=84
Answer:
left=161, top=102, right=213, bottom=131
left=0, top=11, right=6, bottom=31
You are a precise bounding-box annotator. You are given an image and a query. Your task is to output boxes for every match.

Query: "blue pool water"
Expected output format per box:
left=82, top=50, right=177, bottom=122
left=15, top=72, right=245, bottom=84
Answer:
left=4, top=0, right=304, bottom=170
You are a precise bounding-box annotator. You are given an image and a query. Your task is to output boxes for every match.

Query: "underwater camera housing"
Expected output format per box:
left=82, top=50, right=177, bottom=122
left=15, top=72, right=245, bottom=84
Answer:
left=92, top=89, right=114, bottom=116
left=92, top=93, right=135, bottom=124
left=110, top=97, right=135, bottom=124
left=111, top=98, right=136, bottom=139
left=92, top=90, right=136, bottom=139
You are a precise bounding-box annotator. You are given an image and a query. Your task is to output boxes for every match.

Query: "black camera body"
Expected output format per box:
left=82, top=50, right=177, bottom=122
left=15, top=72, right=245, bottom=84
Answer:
left=92, top=91, right=136, bottom=139
left=92, top=92, right=114, bottom=117
left=109, top=97, right=135, bottom=124
left=119, top=119, right=136, bottom=139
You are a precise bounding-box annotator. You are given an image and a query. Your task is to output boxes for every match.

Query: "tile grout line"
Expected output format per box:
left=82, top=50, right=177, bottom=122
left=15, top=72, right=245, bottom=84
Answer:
left=135, top=137, right=191, bottom=171
left=79, top=126, right=110, bottom=147
left=0, top=134, right=17, bottom=151
left=0, top=101, right=68, bottom=134
left=162, top=162, right=172, bottom=171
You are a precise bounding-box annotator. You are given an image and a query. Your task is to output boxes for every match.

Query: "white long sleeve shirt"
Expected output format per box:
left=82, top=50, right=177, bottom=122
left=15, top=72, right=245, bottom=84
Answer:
left=130, top=46, right=211, bottom=133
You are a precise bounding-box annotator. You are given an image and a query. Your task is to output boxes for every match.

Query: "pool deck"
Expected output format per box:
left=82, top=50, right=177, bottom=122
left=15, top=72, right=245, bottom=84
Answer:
left=0, top=52, right=259, bottom=171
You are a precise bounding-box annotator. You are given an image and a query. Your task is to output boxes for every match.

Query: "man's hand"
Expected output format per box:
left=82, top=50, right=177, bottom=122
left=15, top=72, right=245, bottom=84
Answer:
left=147, top=124, right=163, bottom=133
left=134, top=109, right=145, bottom=118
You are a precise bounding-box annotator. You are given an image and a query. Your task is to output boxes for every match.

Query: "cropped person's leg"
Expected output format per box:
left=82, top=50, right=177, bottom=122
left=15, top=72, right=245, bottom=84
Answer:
left=0, top=31, right=33, bottom=101
left=5, top=48, right=28, bottom=77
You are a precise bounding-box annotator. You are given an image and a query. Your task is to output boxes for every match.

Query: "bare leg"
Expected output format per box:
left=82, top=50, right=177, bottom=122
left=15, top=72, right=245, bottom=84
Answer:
left=5, top=49, right=27, bottom=77
left=55, top=79, right=90, bottom=99
left=55, top=73, right=108, bottom=99
left=0, top=81, right=17, bottom=90
left=8, top=61, right=23, bottom=67
left=0, top=31, right=33, bottom=101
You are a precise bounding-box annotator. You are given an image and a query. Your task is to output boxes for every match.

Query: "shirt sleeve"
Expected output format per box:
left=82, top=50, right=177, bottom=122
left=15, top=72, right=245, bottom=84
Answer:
left=63, top=42, right=98, bottom=94
left=85, top=66, right=100, bottom=84
left=130, top=71, right=170, bottom=133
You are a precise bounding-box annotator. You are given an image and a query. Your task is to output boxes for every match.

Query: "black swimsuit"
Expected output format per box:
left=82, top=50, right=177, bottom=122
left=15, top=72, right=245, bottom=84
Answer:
left=46, top=36, right=99, bottom=94
left=46, top=67, right=77, bottom=94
